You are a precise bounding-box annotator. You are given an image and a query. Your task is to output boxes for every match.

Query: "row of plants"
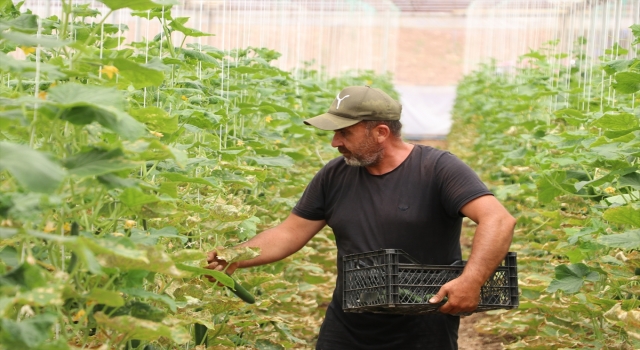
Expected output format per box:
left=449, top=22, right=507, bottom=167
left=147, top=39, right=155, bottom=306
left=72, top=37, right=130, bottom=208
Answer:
left=0, top=0, right=396, bottom=348
left=450, top=27, right=640, bottom=348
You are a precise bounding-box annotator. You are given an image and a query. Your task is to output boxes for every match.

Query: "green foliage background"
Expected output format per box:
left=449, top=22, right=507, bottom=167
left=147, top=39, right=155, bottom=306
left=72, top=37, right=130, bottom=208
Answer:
left=449, top=34, right=640, bottom=349
left=0, top=1, right=397, bottom=349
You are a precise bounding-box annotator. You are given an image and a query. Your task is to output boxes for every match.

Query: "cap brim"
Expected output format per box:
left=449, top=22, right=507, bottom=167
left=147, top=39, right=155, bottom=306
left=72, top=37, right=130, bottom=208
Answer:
left=303, top=112, right=360, bottom=131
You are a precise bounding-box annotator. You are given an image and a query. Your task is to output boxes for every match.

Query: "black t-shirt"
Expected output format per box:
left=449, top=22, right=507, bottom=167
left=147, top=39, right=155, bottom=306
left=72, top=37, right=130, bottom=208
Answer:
left=292, top=145, right=492, bottom=350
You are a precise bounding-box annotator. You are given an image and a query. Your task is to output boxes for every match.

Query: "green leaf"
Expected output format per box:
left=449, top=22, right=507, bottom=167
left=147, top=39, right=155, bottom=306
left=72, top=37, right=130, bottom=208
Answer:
left=98, top=0, right=178, bottom=11
left=64, top=148, right=140, bottom=177
left=120, top=288, right=177, bottom=312
left=246, top=155, right=294, bottom=168
left=113, top=58, right=165, bottom=89
left=183, top=49, right=218, bottom=64
left=613, top=72, right=640, bottom=94
left=48, top=83, right=125, bottom=110
left=93, top=312, right=190, bottom=344
left=0, top=31, right=69, bottom=47
left=618, top=172, right=640, bottom=189
left=602, top=59, right=633, bottom=75
left=0, top=313, right=56, bottom=348
left=0, top=263, right=47, bottom=289
left=6, top=14, right=38, bottom=32
left=175, top=264, right=233, bottom=287
left=603, top=205, right=640, bottom=227
left=598, top=230, right=640, bottom=249
left=129, top=106, right=179, bottom=134
left=632, top=24, right=640, bottom=45
left=86, top=288, right=125, bottom=307
left=591, top=112, right=638, bottom=131
left=536, top=175, right=563, bottom=203
left=97, top=173, right=142, bottom=189
left=119, top=188, right=161, bottom=207
left=0, top=142, right=65, bottom=194
left=159, top=172, right=216, bottom=186
left=169, top=17, right=214, bottom=37
left=130, top=226, right=186, bottom=245
left=215, top=246, right=260, bottom=264
left=547, top=263, right=597, bottom=294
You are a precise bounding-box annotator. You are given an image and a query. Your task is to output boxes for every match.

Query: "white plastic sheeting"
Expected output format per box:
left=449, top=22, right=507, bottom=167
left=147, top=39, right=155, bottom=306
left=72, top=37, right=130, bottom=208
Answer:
left=397, top=85, right=457, bottom=140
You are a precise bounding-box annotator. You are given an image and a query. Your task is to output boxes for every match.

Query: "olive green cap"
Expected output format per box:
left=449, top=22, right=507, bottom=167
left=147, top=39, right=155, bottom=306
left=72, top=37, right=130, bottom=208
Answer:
left=303, top=86, right=402, bottom=131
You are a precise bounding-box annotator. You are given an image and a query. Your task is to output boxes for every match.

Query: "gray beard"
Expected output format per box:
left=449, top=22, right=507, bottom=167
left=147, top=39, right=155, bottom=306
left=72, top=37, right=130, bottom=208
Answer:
left=343, top=148, right=384, bottom=167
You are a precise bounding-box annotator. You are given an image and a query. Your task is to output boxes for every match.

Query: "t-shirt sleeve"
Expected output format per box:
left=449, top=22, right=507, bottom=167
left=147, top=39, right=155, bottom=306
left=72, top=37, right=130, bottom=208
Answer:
left=434, top=152, right=493, bottom=218
left=291, top=166, right=327, bottom=221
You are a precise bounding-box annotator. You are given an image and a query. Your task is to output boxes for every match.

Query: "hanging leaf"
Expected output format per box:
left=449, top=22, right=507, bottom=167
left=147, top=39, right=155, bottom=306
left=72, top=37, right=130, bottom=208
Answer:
left=129, top=106, right=179, bottom=134
left=0, top=142, right=65, bottom=194
left=119, top=188, right=161, bottom=207
left=246, top=155, right=294, bottom=168
left=619, top=172, right=640, bottom=189
left=120, top=288, right=177, bottom=313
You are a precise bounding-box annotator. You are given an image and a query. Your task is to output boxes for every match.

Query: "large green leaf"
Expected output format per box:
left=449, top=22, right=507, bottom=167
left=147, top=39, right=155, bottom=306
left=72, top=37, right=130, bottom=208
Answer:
left=48, top=83, right=125, bottom=110
left=597, top=230, right=640, bottom=249
left=0, top=142, right=65, bottom=194
left=119, top=188, right=161, bottom=207
left=547, top=263, right=599, bottom=294
left=93, top=312, right=190, bottom=344
left=536, top=175, right=563, bottom=203
left=113, top=58, right=165, bottom=89
left=129, top=106, right=179, bottom=134
left=603, top=205, right=640, bottom=227
left=86, top=288, right=125, bottom=307
left=0, top=313, right=57, bottom=348
left=618, top=172, right=640, bottom=189
left=159, top=172, right=216, bottom=186
left=175, top=264, right=233, bottom=287
left=0, top=31, right=68, bottom=47
left=613, top=72, right=640, bottom=94
left=591, top=112, right=638, bottom=131
left=0, top=263, right=47, bottom=289
left=120, top=288, right=177, bottom=312
left=64, top=148, right=140, bottom=177
left=246, top=155, right=294, bottom=168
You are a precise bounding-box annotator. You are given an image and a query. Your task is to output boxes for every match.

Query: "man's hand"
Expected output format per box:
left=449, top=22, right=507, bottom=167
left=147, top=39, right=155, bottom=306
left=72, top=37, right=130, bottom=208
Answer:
left=204, top=248, right=239, bottom=283
left=428, top=277, right=482, bottom=316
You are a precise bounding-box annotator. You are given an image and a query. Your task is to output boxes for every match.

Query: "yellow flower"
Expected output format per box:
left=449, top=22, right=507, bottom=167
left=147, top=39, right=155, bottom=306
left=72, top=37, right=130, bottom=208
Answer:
left=265, top=115, right=273, bottom=123
left=20, top=46, right=36, bottom=55
left=275, top=139, right=281, bottom=144
left=43, top=221, right=56, bottom=233
left=72, top=309, right=86, bottom=322
left=366, top=80, right=373, bottom=86
left=100, top=65, right=119, bottom=79
left=63, top=222, right=72, bottom=233
left=124, top=220, right=136, bottom=229
left=604, top=187, right=616, bottom=195
left=38, top=91, right=47, bottom=100
left=236, top=140, right=244, bottom=146
left=150, top=131, right=164, bottom=138
left=181, top=95, right=188, bottom=101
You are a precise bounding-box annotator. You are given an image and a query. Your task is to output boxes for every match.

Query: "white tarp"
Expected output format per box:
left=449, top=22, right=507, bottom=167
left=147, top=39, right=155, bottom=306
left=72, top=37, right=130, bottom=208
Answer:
left=396, top=86, right=457, bottom=140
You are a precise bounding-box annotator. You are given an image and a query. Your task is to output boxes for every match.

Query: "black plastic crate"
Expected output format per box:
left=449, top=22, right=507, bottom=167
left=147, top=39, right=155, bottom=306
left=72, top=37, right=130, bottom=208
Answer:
left=343, top=249, right=519, bottom=315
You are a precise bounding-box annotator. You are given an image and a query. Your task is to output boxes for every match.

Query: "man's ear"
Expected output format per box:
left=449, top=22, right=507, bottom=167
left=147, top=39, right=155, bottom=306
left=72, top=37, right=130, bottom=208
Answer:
left=375, top=125, right=391, bottom=143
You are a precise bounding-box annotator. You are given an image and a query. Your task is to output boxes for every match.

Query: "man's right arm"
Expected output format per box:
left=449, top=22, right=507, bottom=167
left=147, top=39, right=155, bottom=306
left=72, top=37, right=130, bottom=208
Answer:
left=205, top=213, right=326, bottom=274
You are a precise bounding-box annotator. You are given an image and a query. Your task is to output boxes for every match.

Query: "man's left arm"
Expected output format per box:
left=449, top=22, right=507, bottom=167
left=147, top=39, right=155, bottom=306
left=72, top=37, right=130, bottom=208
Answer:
left=430, top=194, right=516, bottom=315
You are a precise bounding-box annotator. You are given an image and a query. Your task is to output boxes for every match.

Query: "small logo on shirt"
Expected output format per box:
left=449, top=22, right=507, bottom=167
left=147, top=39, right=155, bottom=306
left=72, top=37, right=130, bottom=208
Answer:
left=335, top=92, right=350, bottom=109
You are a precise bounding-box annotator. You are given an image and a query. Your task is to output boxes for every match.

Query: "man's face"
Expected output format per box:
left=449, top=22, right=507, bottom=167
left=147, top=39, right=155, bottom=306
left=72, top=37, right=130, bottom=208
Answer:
left=331, top=122, right=384, bottom=167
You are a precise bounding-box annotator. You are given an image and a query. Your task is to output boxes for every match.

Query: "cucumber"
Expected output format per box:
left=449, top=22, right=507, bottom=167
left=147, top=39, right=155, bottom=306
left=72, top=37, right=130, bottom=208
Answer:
left=194, top=323, right=208, bottom=346
left=67, top=222, right=79, bottom=273
left=227, top=277, right=255, bottom=304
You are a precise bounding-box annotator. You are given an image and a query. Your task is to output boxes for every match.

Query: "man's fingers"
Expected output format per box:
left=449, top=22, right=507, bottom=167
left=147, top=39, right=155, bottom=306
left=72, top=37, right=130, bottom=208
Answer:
left=429, top=287, right=447, bottom=304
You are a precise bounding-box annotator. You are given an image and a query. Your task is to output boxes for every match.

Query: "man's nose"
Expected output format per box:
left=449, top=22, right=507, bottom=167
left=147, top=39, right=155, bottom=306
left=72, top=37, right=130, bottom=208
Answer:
left=331, top=133, right=343, bottom=148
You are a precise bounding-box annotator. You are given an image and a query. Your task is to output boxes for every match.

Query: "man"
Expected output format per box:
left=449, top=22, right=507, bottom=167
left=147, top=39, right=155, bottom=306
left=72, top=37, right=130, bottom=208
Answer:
left=206, top=86, right=516, bottom=349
